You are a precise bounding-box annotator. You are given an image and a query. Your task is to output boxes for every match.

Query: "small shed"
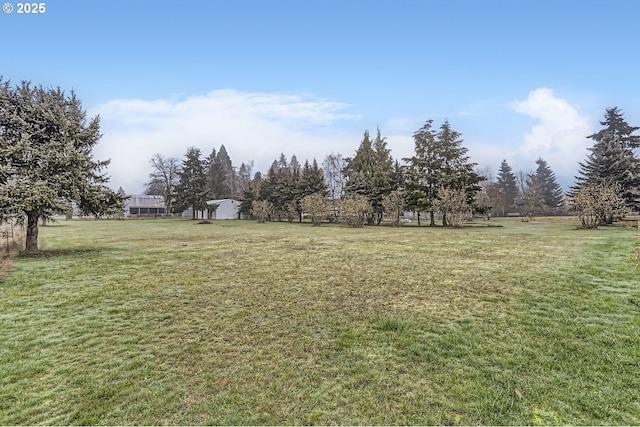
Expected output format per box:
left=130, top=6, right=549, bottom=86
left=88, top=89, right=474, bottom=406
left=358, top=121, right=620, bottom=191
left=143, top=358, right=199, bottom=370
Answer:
left=206, top=199, right=240, bottom=220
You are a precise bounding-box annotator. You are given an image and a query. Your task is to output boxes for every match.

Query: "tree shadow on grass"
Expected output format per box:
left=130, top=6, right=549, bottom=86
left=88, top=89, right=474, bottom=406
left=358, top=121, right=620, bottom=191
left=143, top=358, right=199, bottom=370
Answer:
left=18, top=249, right=100, bottom=258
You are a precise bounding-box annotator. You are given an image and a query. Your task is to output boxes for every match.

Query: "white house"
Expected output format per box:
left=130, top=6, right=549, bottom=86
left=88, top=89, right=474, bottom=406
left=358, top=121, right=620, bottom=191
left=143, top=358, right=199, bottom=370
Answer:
left=206, top=199, right=241, bottom=220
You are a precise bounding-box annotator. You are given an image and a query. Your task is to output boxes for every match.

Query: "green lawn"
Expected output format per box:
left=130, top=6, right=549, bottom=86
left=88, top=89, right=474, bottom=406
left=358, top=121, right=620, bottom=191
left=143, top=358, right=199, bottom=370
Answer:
left=1, top=218, right=639, bottom=425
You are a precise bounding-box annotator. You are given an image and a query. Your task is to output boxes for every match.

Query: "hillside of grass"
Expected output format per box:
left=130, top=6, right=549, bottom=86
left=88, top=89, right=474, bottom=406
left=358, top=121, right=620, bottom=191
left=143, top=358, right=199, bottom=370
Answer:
left=1, top=218, right=638, bottom=425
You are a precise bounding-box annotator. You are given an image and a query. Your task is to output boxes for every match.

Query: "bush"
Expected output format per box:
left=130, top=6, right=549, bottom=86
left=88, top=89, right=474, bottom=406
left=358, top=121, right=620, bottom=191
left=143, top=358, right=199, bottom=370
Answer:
left=302, top=193, right=329, bottom=226
left=340, top=195, right=371, bottom=228
left=435, top=188, right=471, bottom=228
left=251, top=200, right=272, bottom=223
left=382, top=191, right=406, bottom=227
left=572, top=180, right=626, bottom=229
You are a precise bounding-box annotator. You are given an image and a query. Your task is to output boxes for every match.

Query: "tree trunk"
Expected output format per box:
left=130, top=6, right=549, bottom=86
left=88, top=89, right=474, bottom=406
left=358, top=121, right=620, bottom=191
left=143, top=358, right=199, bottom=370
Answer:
left=417, top=211, right=421, bottom=227
left=442, top=213, right=448, bottom=227
left=25, top=213, right=39, bottom=255
left=429, top=211, right=435, bottom=227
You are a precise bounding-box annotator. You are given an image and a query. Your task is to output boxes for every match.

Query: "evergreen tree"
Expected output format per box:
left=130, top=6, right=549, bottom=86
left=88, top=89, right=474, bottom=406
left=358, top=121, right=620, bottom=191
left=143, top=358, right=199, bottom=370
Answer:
left=403, top=120, right=439, bottom=226
left=528, top=157, right=563, bottom=213
left=257, top=154, right=302, bottom=221
left=345, top=129, right=396, bottom=224
left=495, top=159, right=518, bottom=216
left=238, top=185, right=256, bottom=218
left=345, top=130, right=375, bottom=196
left=207, top=145, right=235, bottom=199
left=574, top=108, right=640, bottom=214
left=276, top=152, right=288, bottom=170
left=237, top=161, right=253, bottom=195
left=299, top=159, right=328, bottom=197
left=434, top=120, right=482, bottom=226
left=588, top=107, right=640, bottom=149
left=290, top=154, right=301, bottom=173
left=0, top=80, right=126, bottom=254
left=174, top=147, right=210, bottom=219
left=403, top=120, right=481, bottom=226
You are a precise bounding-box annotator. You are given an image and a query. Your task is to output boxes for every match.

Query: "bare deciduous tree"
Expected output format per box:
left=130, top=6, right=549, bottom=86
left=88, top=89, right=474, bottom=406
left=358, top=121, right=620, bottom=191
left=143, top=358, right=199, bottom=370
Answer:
left=323, top=153, right=347, bottom=219
left=145, top=153, right=180, bottom=215
left=382, top=190, right=406, bottom=226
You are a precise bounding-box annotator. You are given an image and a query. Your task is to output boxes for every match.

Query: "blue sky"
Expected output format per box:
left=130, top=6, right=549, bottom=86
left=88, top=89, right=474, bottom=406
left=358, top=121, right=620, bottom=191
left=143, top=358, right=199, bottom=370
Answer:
left=2, top=0, right=640, bottom=193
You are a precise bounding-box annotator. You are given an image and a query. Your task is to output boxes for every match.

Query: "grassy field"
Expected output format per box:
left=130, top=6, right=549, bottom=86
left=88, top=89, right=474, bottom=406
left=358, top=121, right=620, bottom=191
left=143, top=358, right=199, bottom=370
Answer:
left=1, top=217, right=639, bottom=425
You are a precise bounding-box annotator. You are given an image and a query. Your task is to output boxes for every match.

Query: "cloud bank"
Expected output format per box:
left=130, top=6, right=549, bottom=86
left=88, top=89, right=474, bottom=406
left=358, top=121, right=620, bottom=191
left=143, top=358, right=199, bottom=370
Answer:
left=91, top=87, right=595, bottom=194
left=91, top=89, right=361, bottom=193
left=510, top=87, right=592, bottom=177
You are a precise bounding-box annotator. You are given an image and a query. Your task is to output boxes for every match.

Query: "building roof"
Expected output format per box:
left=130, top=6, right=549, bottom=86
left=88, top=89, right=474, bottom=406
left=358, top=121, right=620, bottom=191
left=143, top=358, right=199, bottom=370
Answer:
left=127, top=195, right=165, bottom=208
left=206, top=199, right=239, bottom=205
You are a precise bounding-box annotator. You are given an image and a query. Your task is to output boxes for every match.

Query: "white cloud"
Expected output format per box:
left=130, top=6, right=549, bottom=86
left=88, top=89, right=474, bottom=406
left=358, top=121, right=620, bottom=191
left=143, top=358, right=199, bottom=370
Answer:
left=509, top=88, right=592, bottom=177
left=90, top=89, right=362, bottom=194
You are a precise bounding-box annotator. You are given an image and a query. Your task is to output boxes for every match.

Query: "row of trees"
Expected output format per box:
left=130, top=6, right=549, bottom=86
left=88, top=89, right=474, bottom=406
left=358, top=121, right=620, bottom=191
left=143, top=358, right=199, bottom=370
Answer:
left=477, top=157, right=565, bottom=219
left=148, top=120, right=487, bottom=227
left=2, top=77, right=637, bottom=253
left=153, top=122, right=486, bottom=227
left=153, top=107, right=640, bottom=229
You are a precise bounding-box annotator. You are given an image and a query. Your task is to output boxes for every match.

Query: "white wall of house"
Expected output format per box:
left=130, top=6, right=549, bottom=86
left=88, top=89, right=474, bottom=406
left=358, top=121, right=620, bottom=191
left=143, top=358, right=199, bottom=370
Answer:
left=207, top=199, right=240, bottom=220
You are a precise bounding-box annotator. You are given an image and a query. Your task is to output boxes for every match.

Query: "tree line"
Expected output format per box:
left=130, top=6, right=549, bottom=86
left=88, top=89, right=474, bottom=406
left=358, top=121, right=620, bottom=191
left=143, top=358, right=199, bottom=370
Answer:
left=148, top=108, right=640, bottom=229
left=2, top=77, right=639, bottom=255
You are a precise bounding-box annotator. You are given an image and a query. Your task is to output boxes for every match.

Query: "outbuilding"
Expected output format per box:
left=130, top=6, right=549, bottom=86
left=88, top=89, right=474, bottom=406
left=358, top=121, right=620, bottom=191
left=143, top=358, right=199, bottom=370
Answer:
left=125, top=195, right=166, bottom=217
left=206, top=199, right=240, bottom=220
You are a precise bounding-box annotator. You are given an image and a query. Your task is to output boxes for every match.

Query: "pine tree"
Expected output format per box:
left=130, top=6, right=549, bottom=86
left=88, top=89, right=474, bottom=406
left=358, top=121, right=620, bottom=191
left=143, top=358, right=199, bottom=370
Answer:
left=588, top=107, right=640, bottom=149
left=0, top=80, right=126, bottom=254
left=403, top=120, right=482, bottom=226
left=495, top=159, right=518, bottom=216
left=290, top=154, right=301, bottom=173
left=528, top=157, right=563, bottom=213
left=574, top=108, right=640, bottom=215
left=276, top=153, right=289, bottom=170
left=299, top=159, right=328, bottom=197
left=237, top=161, right=253, bottom=195
left=207, top=145, right=235, bottom=199
left=345, top=129, right=395, bottom=225
left=434, top=120, right=482, bottom=226
left=174, top=147, right=210, bottom=219
left=403, top=120, right=439, bottom=226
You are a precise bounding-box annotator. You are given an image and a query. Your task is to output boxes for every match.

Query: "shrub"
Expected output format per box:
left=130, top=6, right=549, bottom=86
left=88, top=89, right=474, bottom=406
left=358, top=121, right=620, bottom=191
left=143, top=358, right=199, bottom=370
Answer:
left=382, top=190, right=406, bottom=227
left=572, top=180, right=626, bottom=229
left=340, top=195, right=371, bottom=228
left=251, top=200, right=272, bottom=223
left=302, top=193, right=329, bottom=226
left=435, top=188, right=471, bottom=228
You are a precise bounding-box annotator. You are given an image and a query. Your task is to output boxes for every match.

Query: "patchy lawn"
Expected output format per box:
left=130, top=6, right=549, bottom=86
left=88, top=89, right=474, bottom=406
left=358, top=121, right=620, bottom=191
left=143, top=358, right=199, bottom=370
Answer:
left=1, top=218, right=638, bottom=425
